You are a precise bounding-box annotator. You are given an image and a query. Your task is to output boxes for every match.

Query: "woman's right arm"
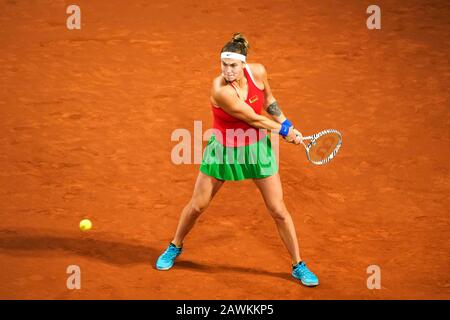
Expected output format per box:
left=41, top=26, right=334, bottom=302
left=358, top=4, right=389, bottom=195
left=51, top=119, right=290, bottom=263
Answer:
left=213, top=86, right=301, bottom=144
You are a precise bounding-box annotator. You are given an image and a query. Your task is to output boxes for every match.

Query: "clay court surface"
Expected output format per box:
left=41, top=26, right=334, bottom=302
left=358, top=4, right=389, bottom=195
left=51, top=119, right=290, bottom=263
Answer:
left=1, top=0, right=449, bottom=299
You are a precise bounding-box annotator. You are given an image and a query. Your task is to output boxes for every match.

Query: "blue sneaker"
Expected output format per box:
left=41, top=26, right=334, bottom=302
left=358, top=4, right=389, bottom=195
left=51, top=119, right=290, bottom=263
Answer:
left=156, top=243, right=182, bottom=270
left=292, top=261, right=319, bottom=287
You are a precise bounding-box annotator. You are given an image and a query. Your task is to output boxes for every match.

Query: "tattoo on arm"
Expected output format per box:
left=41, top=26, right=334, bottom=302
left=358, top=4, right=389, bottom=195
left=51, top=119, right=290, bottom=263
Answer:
left=267, top=101, right=282, bottom=116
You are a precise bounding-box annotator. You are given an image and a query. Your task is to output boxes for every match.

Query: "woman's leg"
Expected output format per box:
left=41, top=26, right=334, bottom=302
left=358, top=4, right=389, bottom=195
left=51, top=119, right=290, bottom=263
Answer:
left=253, top=173, right=302, bottom=264
left=171, top=172, right=225, bottom=247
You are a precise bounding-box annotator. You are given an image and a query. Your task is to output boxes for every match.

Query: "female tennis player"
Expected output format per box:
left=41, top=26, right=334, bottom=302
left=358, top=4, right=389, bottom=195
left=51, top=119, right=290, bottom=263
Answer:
left=156, top=33, right=319, bottom=287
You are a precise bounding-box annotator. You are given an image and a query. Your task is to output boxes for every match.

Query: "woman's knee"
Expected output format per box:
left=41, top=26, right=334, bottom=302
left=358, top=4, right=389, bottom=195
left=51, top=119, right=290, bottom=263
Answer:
left=267, top=201, right=288, bottom=221
left=189, top=198, right=210, bottom=216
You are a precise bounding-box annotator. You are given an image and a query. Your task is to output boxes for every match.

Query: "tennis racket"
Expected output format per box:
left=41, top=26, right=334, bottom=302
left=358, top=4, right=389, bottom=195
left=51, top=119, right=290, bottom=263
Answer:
left=300, top=129, right=342, bottom=165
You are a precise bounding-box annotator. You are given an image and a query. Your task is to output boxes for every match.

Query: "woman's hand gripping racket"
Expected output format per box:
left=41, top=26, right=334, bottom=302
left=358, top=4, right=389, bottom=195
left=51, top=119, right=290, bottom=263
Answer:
left=296, top=129, right=343, bottom=165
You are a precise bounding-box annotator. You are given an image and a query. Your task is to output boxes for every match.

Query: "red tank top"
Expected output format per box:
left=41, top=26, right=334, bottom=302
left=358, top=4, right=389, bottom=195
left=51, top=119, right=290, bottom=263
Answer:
left=211, top=66, right=267, bottom=147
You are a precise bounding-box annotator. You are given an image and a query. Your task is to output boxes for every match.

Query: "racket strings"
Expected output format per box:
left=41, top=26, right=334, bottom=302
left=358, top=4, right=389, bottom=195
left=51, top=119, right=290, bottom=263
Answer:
left=303, top=130, right=342, bottom=165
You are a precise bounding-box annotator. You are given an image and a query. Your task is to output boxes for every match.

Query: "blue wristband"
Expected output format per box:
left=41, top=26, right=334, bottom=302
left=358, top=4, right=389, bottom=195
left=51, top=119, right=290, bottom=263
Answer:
left=279, top=119, right=293, bottom=137
left=282, top=119, right=293, bottom=128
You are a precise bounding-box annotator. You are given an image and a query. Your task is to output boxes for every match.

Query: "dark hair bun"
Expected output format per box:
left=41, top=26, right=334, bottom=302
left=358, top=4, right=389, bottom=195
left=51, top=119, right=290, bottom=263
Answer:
left=232, top=33, right=249, bottom=51
left=221, top=33, right=250, bottom=56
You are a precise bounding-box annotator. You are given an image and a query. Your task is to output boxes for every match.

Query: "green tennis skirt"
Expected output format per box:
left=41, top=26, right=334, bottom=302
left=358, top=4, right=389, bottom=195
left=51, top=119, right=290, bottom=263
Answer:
left=200, top=134, right=278, bottom=181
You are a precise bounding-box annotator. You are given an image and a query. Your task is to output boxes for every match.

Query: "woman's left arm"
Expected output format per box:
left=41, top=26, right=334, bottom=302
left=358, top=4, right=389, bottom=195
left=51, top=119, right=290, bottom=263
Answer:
left=259, top=64, right=289, bottom=123
left=258, top=64, right=303, bottom=139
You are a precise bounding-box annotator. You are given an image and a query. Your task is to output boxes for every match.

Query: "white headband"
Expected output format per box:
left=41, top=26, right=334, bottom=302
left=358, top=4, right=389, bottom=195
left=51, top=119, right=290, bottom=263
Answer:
left=221, top=52, right=246, bottom=62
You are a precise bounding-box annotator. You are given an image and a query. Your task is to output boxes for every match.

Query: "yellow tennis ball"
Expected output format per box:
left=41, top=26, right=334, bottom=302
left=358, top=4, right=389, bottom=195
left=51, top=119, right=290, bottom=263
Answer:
left=79, top=219, right=92, bottom=231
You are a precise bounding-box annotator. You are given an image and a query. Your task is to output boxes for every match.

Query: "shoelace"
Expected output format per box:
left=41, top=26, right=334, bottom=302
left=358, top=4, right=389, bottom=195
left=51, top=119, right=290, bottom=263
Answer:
left=295, top=264, right=315, bottom=278
left=162, top=246, right=180, bottom=261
